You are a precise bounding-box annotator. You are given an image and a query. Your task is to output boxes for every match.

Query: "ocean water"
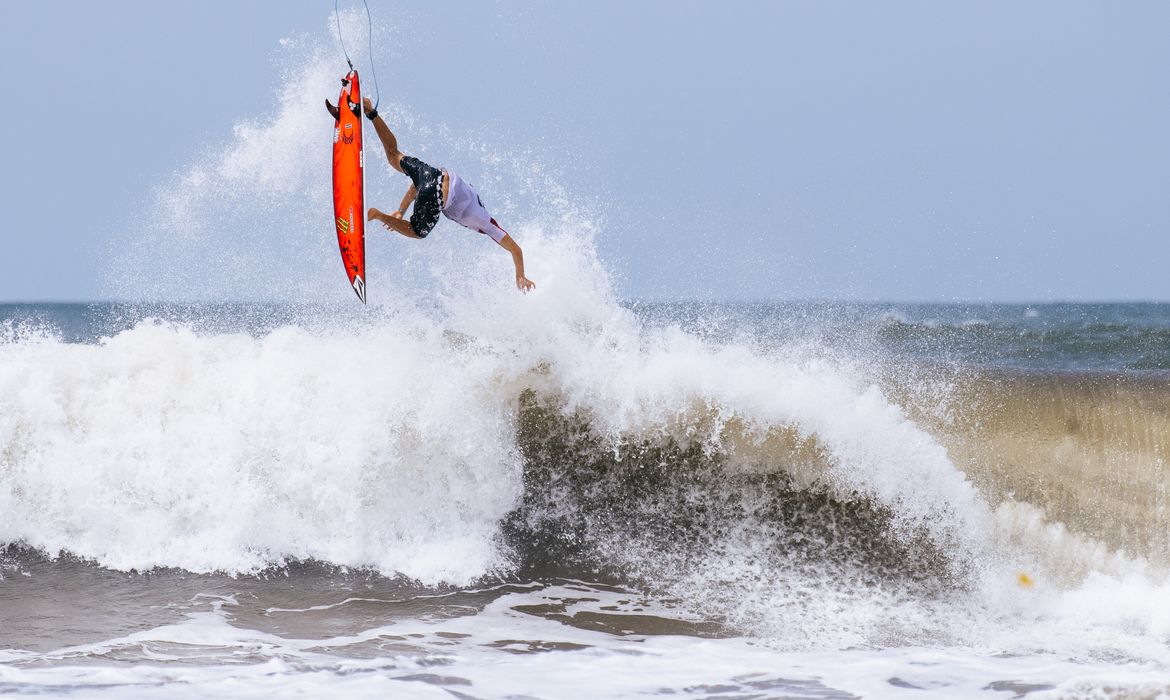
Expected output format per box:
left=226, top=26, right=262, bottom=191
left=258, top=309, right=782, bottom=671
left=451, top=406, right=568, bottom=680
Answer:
left=2, top=300, right=1168, bottom=699
left=4, top=9, right=1170, bottom=699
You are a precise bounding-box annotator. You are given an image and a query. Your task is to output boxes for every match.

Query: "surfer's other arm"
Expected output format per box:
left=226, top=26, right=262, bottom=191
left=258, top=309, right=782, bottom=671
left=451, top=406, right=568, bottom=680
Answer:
left=497, top=234, right=535, bottom=292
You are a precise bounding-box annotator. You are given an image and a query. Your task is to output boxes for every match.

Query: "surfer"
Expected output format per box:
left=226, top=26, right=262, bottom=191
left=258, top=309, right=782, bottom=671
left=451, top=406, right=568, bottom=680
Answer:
left=354, top=98, right=535, bottom=292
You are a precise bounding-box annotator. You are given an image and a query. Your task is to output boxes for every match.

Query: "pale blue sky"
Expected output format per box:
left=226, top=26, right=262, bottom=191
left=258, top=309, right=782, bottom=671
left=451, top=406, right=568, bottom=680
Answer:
left=1, top=1, right=1167, bottom=301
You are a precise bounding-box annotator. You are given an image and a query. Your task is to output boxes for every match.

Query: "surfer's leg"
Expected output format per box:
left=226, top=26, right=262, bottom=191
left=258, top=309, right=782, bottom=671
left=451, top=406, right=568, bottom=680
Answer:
left=369, top=115, right=406, bottom=174
left=368, top=207, right=422, bottom=239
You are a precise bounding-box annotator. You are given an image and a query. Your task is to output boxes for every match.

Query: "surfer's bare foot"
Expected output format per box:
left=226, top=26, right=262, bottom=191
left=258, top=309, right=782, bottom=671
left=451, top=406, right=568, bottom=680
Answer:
left=368, top=207, right=383, bottom=222
left=362, top=97, right=378, bottom=120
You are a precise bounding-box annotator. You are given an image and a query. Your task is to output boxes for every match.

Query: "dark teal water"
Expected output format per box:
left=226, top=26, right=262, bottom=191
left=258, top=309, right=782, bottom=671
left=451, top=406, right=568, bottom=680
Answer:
left=5, top=302, right=1168, bottom=371
left=633, top=301, right=1170, bottom=371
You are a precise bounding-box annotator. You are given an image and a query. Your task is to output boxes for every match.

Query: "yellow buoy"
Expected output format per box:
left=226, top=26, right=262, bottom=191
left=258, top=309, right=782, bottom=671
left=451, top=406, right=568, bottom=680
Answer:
left=1017, top=572, right=1035, bottom=589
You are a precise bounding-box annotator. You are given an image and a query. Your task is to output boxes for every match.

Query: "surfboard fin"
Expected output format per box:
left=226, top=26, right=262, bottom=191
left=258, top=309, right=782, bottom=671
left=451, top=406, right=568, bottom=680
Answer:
left=325, top=99, right=341, bottom=121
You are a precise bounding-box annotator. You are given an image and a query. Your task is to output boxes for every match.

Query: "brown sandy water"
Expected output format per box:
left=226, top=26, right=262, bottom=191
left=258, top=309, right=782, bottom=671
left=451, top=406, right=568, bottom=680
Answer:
left=903, top=371, right=1170, bottom=565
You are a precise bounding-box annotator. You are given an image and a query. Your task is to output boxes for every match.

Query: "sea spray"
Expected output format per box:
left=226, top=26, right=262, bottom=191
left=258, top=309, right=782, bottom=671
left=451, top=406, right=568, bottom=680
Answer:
left=0, top=314, right=523, bottom=582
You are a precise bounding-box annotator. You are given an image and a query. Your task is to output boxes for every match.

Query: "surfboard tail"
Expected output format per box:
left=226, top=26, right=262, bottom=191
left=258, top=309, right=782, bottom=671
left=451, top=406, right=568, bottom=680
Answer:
left=352, top=274, right=367, bottom=304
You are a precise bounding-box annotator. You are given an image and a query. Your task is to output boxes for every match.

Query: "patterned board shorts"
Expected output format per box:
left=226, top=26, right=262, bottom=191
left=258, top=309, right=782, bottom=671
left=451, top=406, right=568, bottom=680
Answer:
left=399, top=156, right=443, bottom=238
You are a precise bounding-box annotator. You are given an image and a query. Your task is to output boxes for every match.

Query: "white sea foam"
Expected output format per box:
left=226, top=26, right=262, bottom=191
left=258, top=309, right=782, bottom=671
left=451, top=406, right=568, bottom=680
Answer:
left=4, top=233, right=979, bottom=580
left=7, top=247, right=1170, bottom=656
left=1, top=584, right=1167, bottom=699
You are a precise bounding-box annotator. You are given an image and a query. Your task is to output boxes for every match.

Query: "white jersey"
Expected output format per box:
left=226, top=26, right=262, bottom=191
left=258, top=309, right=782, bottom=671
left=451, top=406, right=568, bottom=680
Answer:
left=442, top=171, right=508, bottom=243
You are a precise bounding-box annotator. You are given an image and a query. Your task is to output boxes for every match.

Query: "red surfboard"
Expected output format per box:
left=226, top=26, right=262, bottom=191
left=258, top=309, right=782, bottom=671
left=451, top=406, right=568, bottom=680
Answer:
left=331, top=70, right=366, bottom=303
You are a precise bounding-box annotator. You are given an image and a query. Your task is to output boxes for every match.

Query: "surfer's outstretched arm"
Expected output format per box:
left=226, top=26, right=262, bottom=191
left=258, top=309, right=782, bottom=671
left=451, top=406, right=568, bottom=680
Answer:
left=363, top=98, right=404, bottom=174
left=497, top=234, right=535, bottom=291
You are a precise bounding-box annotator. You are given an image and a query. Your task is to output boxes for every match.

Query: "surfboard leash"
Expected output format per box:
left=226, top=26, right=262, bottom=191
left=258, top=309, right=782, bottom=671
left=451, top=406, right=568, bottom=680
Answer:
left=333, top=0, right=382, bottom=110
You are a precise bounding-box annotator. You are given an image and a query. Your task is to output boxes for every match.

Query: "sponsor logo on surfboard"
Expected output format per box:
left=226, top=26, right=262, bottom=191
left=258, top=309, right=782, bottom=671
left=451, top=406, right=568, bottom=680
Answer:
left=336, top=216, right=349, bottom=233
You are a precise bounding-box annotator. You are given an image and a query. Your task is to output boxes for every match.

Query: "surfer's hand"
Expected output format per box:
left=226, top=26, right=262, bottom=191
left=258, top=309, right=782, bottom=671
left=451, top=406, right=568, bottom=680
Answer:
left=517, top=275, right=535, bottom=292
